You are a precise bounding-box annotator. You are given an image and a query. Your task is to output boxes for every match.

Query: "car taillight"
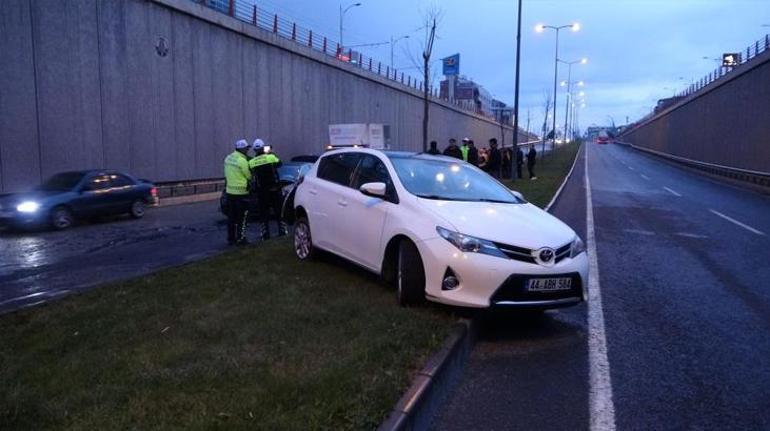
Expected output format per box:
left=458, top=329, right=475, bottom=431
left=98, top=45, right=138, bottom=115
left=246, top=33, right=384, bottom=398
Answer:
left=151, top=187, right=158, bottom=197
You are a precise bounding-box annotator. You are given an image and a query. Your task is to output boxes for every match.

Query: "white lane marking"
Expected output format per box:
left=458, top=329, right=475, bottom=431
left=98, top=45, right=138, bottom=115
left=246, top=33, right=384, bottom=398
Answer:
left=709, top=209, right=766, bottom=236
left=628, top=166, right=635, bottom=171
left=674, top=232, right=709, bottom=239
left=640, top=174, right=650, bottom=181
left=663, top=187, right=681, bottom=197
left=545, top=143, right=582, bottom=212
left=623, top=229, right=655, bottom=236
left=585, top=148, right=617, bottom=431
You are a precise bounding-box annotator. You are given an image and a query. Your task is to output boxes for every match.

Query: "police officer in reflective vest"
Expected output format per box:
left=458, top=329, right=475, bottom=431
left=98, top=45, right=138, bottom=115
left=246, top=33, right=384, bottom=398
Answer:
left=224, top=139, right=253, bottom=245
left=249, top=139, right=286, bottom=240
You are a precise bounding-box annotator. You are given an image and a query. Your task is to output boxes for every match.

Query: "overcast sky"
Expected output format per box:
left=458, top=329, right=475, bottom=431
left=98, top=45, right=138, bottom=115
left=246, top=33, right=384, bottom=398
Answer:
left=249, top=0, right=770, bottom=134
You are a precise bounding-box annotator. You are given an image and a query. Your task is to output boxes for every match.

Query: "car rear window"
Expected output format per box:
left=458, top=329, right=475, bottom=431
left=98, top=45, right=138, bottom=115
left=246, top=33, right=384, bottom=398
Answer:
left=317, top=153, right=362, bottom=187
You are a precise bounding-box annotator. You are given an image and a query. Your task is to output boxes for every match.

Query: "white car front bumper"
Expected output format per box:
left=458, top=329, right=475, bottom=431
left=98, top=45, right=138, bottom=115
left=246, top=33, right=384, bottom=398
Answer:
left=418, top=237, right=589, bottom=309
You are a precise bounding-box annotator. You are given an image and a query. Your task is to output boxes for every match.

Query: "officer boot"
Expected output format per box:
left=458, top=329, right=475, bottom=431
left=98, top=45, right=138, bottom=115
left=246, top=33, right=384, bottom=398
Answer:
left=260, top=222, right=270, bottom=241
left=278, top=221, right=288, bottom=237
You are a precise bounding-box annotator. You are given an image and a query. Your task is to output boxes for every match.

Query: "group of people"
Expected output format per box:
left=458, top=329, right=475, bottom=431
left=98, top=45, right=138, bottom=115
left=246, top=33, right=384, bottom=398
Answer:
left=427, top=137, right=538, bottom=180
left=223, top=138, right=286, bottom=245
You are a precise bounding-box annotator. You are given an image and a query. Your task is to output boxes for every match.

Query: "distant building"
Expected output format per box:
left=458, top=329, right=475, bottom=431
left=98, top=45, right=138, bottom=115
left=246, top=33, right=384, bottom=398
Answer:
left=440, top=76, right=494, bottom=117
left=491, top=99, right=513, bottom=126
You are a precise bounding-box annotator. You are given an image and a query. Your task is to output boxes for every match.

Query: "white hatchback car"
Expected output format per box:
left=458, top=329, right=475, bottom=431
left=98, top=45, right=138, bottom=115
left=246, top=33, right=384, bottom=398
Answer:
left=292, top=148, right=588, bottom=309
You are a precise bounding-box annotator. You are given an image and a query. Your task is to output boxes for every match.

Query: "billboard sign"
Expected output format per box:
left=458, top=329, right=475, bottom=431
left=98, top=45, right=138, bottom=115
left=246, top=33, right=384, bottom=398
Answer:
left=442, top=54, right=460, bottom=76
left=722, top=53, right=740, bottom=67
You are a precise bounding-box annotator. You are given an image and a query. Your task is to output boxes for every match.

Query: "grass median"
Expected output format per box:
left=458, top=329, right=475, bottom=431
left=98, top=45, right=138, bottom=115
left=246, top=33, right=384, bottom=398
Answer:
left=0, top=239, right=454, bottom=430
left=504, top=142, right=582, bottom=208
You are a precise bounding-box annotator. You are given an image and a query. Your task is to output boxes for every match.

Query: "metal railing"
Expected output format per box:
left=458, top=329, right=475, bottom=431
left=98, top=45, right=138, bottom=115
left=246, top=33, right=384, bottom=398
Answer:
left=676, top=33, right=770, bottom=98
left=192, top=0, right=471, bottom=109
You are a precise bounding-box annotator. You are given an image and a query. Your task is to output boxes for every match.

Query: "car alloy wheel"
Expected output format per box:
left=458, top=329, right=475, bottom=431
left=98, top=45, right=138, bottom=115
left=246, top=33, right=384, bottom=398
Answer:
left=294, top=217, right=314, bottom=260
left=130, top=200, right=146, bottom=218
left=51, top=206, right=73, bottom=230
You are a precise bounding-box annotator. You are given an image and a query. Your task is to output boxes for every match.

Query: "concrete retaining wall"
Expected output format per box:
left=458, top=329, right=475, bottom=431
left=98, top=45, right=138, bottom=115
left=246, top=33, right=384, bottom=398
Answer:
left=621, top=47, right=770, bottom=174
left=0, top=0, right=523, bottom=192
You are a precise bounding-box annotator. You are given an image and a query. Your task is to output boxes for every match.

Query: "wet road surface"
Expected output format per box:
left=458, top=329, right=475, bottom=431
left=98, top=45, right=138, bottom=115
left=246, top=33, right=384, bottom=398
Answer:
left=0, top=200, right=233, bottom=313
left=431, top=142, right=770, bottom=430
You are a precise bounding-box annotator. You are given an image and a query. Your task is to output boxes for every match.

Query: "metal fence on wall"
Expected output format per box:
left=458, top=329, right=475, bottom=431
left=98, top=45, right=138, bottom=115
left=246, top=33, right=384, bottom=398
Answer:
left=193, top=0, right=473, bottom=110
left=677, top=33, right=769, bottom=98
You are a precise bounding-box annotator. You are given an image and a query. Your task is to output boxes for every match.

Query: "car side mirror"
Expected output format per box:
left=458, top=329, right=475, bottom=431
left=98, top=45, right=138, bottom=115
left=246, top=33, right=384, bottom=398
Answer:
left=511, top=190, right=524, bottom=200
left=359, top=182, right=387, bottom=198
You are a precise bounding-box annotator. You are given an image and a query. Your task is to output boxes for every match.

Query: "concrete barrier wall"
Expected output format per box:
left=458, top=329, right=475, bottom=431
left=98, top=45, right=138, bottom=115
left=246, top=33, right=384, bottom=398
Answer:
left=0, top=0, right=524, bottom=192
left=621, top=48, right=770, bottom=174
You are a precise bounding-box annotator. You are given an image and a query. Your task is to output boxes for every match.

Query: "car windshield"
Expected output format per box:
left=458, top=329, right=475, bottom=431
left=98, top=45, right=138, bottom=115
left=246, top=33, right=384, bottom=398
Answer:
left=389, top=156, right=522, bottom=203
left=38, top=172, right=85, bottom=191
left=277, top=163, right=310, bottom=182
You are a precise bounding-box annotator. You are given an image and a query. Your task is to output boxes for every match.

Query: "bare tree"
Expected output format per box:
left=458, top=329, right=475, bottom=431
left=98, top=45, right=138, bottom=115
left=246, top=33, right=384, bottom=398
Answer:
left=540, top=91, right=552, bottom=156
left=403, top=7, right=442, bottom=152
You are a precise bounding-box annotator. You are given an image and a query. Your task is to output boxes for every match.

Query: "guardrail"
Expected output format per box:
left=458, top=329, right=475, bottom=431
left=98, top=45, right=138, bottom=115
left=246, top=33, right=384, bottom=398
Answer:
left=616, top=142, right=770, bottom=189
left=155, top=178, right=225, bottom=199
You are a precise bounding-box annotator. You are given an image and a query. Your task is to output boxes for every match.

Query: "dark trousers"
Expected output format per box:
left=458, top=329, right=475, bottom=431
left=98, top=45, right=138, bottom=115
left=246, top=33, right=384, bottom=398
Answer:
left=517, top=163, right=523, bottom=179
left=226, top=194, right=249, bottom=243
left=257, top=187, right=283, bottom=238
left=527, top=163, right=536, bottom=178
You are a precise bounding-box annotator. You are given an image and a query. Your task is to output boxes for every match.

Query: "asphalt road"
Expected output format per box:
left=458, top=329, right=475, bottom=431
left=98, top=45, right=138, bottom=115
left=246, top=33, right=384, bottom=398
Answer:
left=0, top=200, right=237, bottom=314
left=431, top=142, right=770, bottom=430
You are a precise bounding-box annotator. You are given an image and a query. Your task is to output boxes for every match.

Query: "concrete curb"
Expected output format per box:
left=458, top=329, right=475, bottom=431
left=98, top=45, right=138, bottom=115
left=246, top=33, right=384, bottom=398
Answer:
left=544, top=143, right=583, bottom=213
left=378, top=318, right=478, bottom=431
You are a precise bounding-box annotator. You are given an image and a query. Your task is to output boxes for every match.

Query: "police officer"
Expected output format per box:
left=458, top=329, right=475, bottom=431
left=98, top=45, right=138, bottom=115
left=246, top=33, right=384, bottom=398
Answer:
left=249, top=139, right=286, bottom=240
left=224, top=139, right=253, bottom=245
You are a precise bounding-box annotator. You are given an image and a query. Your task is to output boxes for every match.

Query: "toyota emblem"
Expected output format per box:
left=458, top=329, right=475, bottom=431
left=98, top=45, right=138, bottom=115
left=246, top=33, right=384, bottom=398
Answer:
left=535, top=247, right=555, bottom=266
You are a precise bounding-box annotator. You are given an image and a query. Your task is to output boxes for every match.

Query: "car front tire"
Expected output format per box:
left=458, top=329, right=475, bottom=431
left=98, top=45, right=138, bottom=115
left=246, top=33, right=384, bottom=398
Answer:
left=397, top=240, right=426, bottom=306
left=130, top=200, right=146, bottom=219
left=50, top=206, right=73, bottom=230
left=294, top=216, right=315, bottom=260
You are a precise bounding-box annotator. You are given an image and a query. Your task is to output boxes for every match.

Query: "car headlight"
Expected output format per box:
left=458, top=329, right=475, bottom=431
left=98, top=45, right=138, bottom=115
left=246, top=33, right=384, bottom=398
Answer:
left=16, top=201, right=40, bottom=213
left=570, top=236, right=586, bottom=258
left=436, top=226, right=507, bottom=258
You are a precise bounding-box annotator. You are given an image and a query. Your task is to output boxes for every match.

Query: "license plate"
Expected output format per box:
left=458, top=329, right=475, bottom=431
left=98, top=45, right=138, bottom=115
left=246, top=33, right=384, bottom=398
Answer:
left=527, top=277, right=572, bottom=292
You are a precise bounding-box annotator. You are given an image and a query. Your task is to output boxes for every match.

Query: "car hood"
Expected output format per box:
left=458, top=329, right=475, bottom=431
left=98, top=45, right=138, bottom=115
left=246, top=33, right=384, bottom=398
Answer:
left=417, top=198, right=576, bottom=249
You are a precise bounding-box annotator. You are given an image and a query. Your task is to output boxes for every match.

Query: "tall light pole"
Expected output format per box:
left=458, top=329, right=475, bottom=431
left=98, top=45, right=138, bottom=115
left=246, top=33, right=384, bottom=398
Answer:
left=339, top=2, right=362, bottom=49
left=558, top=57, right=586, bottom=142
left=390, top=35, right=409, bottom=69
left=560, top=78, right=584, bottom=141
left=535, top=22, right=580, bottom=146
left=512, top=0, right=523, bottom=162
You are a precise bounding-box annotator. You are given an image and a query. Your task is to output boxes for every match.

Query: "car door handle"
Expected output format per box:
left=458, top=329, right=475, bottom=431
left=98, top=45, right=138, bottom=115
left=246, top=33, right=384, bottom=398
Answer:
left=337, top=199, right=348, bottom=207
left=309, top=189, right=318, bottom=195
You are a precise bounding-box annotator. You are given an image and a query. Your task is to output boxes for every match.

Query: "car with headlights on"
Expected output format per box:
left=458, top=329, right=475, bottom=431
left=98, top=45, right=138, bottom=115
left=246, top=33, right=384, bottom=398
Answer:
left=291, top=148, right=588, bottom=309
left=0, top=170, right=158, bottom=230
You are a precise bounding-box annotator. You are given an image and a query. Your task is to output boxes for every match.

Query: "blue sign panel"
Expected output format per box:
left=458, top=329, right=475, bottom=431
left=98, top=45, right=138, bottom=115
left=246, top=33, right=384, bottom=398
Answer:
left=442, top=54, right=460, bottom=76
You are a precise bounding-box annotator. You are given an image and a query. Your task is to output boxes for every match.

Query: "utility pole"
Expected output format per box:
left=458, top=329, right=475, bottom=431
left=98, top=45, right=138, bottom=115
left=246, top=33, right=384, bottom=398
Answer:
left=512, top=0, right=523, bottom=158
left=422, top=16, right=437, bottom=152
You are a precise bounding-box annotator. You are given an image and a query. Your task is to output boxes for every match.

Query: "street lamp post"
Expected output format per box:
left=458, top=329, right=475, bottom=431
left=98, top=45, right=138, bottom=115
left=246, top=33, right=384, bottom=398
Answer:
left=339, top=2, right=362, bottom=49
left=558, top=57, right=586, bottom=142
left=560, top=79, right=584, bottom=142
left=390, top=35, right=409, bottom=70
left=536, top=22, right=579, bottom=146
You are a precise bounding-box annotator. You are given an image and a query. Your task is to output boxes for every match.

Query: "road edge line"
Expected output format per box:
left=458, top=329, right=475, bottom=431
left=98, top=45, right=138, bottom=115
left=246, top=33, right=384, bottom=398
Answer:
left=585, top=146, right=617, bottom=431
left=545, top=142, right=583, bottom=213
left=378, top=318, right=479, bottom=431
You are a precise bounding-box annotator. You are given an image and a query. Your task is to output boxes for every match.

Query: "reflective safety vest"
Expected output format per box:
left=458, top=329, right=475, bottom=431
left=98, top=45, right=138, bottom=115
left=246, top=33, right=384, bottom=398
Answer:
left=224, top=151, right=252, bottom=195
left=248, top=153, right=281, bottom=169
left=460, top=145, right=469, bottom=162
left=249, top=153, right=281, bottom=189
